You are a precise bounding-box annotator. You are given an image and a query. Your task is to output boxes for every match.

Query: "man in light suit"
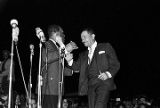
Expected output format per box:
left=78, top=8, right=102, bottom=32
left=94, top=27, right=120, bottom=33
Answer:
left=65, top=28, right=120, bottom=108
left=41, top=25, right=73, bottom=108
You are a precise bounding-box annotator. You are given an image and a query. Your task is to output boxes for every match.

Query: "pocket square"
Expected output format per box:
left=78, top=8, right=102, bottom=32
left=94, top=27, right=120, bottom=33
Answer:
left=98, top=51, right=105, bottom=54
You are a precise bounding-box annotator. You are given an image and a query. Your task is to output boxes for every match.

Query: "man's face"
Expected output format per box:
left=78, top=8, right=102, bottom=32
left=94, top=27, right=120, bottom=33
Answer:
left=55, top=32, right=64, bottom=44
left=51, top=32, right=62, bottom=42
left=81, top=31, right=94, bottom=47
left=2, top=51, right=9, bottom=59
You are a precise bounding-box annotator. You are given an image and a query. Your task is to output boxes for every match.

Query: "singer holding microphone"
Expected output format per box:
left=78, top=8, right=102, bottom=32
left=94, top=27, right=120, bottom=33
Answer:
left=40, top=25, right=76, bottom=108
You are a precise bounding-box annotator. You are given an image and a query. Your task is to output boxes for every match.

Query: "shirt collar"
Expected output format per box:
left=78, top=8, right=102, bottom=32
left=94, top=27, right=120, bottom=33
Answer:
left=88, top=41, right=97, bottom=51
left=49, top=39, right=56, bottom=44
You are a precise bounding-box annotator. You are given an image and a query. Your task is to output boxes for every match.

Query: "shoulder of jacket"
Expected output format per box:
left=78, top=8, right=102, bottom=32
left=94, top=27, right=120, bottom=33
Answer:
left=45, top=40, right=52, bottom=46
left=44, top=40, right=57, bottom=51
left=97, top=42, right=110, bottom=47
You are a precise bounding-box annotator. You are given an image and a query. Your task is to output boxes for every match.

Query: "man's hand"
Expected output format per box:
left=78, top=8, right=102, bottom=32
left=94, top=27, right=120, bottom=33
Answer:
left=65, top=53, right=73, bottom=62
left=65, top=41, right=78, bottom=53
left=98, top=71, right=110, bottom=80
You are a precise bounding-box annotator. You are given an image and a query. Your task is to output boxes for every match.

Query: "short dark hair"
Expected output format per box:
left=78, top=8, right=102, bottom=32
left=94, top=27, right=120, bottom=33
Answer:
left=82, top=28, right=95, bottom=35
left=2, top=50, right=10, bottom=56
left=48, top=25, right=64, bottom=38
left=2, top=50, right=10, bottom=59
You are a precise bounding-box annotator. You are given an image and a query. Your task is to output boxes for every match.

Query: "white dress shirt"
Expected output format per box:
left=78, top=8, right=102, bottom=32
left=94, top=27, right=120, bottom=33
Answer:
left=88, top=41, right=97, bottom=64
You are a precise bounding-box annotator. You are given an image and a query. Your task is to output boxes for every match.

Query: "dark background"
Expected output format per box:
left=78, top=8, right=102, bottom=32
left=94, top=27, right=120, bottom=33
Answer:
left=0, top=0, right=160, bottom=99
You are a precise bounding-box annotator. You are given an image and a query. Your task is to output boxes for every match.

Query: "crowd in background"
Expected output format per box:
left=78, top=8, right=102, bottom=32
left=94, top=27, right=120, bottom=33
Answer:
left=2, top=92, right=159, bottom=108
left=62, top=94, right=160, bottom=108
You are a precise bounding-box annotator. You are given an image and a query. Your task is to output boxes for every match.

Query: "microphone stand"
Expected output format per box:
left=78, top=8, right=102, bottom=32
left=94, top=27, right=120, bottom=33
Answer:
left=8, top=33, right=15, bottom=108
left=15, top=44, right=29, bottom=107
left=37, top=38, right=43, bottom=108
left=8, top=26, right=21, bottom=108
left=28, top=45, right=34, bottom=108
left=57, top=48, right=65, bottom=108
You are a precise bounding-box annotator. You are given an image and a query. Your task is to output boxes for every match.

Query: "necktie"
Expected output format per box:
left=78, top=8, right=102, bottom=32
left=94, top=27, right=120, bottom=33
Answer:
left=88, top=56, right=91, bottom=64
left=88, top=48, right=92, bottom=64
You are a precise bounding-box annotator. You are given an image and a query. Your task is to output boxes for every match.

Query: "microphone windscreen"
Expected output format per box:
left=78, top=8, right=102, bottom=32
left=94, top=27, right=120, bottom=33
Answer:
left=30, top=44, right=34, bottom=50
left=35, top=27, right=40, bottom=32
left=35, top=27, right=42, bottom=38
left=10, top=19, right=18, bottom=26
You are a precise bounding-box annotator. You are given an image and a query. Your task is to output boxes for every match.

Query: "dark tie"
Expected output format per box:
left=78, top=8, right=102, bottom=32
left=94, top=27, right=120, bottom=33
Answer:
left=55, top=42, right=60, bottom=49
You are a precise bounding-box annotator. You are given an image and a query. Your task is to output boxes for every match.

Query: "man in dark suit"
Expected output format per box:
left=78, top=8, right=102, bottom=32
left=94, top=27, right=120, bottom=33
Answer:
left=41, top=25, right=71, bottom=108
left=65, top=28, right=120, bottom=108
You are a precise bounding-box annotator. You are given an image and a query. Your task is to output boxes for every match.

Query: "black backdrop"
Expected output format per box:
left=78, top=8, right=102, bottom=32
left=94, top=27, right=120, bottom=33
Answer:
left=0, top=0, right=160, bottom=99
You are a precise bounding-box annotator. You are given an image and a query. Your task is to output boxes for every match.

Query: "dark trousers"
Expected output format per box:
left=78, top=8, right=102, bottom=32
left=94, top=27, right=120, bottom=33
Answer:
left=88, top=83, right=110, bottom=108
left=42, top=95, right=58, bottom=108
left=0, top=81, right=14, bottom=108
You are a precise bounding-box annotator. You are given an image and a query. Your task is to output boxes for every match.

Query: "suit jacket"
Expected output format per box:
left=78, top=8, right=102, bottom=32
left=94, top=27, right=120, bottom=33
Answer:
left=71, top=43, right=120, bottom=95
left=41, top=40, right=72, bottom=95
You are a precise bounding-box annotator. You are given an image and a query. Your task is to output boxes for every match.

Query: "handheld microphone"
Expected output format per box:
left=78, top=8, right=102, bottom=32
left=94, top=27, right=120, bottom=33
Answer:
left=35, top=27, right=46, bottom=42
left=56, top=37, right=66, bottom=54
left=56, top=39, right=66, bottom=56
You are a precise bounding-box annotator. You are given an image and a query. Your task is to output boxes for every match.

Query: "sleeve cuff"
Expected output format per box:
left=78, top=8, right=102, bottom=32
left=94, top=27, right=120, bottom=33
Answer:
left=68, top=59, right=73, bottom=66
left=105, top=71, right=112, bottom=78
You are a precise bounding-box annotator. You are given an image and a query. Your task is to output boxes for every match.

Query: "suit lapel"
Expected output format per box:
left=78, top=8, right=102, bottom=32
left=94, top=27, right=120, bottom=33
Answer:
left=85, top=50, right=89, bottom=66
left=89, top=45, right=99, bottom=66
left=48, top=40, right=59, bottom=51
left=94, top=44, right=100, bottom=61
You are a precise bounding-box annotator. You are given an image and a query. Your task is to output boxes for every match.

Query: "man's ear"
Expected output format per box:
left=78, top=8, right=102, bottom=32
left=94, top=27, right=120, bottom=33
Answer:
left=92, top=34, right=95, bottom=39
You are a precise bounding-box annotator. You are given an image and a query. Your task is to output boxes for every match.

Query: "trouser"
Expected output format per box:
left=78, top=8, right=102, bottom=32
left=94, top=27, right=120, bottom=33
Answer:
left=42, top=95, right=58, bottom=108
left=1, top=81, right=14, bottom=108
left=88, top=83, right=110, bottom=108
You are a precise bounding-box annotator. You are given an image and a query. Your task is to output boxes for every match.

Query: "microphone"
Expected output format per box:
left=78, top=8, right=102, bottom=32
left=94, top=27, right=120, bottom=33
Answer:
left=59, top=43, right=66, bottom=56
left=60, top=43, right=65, bottom=50
left=10, top=19, right=18, bottom=28
left=35, top=27, right=46, bottom=42
left=10, top=19, right=19, bottom=42
left=30, top=44, right=34, bottom=55
left=56, top=40, right=67, bottom=57
left=30, top=44, right=34, bottom=62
